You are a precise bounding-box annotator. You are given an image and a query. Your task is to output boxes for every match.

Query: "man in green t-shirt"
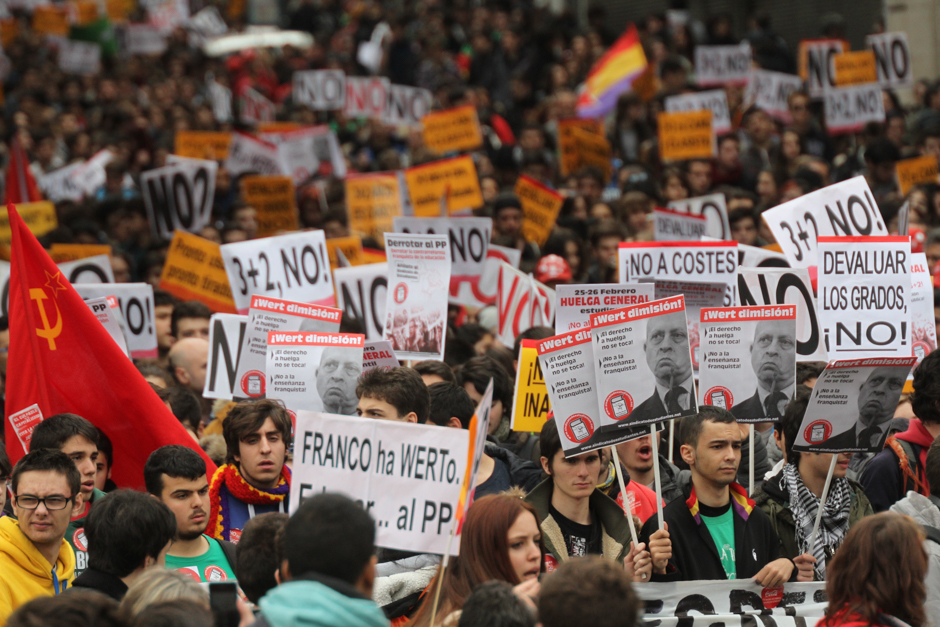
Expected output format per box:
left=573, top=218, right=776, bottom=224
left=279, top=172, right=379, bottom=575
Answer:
left=29, top=413, right=107, bottom=578
left=145, top=446, right=237, bottom=583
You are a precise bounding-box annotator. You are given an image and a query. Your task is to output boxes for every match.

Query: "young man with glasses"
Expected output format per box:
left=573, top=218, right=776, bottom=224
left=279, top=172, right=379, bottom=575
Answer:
left=0, top=449, right=84, bottom=623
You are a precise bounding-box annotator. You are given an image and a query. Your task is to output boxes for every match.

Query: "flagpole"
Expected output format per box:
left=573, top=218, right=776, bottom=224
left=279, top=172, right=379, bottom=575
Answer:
left=610, top=446, right=639, bottom=546
left=749, top=424, right=755, bottom=495
left=650, top=423, right=665, bottom=532
left=429, top=524, right=457, bottom=627
left=806, top=454, right=838, bottom=552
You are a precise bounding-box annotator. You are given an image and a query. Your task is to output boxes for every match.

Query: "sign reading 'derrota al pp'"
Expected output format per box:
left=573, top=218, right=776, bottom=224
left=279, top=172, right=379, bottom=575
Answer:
left=393, top=215, right=492, bottom=288
left=619, top=241, right=738, bottom=306
left=555, top=283, right=655, bottom=334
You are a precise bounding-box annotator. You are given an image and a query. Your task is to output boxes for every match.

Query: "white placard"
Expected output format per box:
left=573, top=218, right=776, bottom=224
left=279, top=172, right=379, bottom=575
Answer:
left=362, top=340, right=399, bottom=373
left=124, top=24, right=168, bottom=55
left=239, top=87, right=275, bottom=126
left=293, top=70, right=346, bottom=110
left=84, top=297, right=130, bottom=357
left=555, top=283, right=655, bottom=334
left=384, top=84, right=433, bottom=126
left=496, top=263, right=555, bottom=347
left=803, top=39, right=846, bottom=97
left=224, top=132, right=281, bottom=177
left=653, top=279, right=727, bottom=373
left=58, top=40, right=101, bottom=75
left=867, top=32, right=913, bottom=89
left=203, top=313, right=248, bottom=400
left=664, top=90, right=731, bottom=134
left=618, top=241, right=738, bottom=306
left=37, top=162, right=85, bottom=202
left=668, top=193, right=731, bottom=241
left=450, top=244, right=520, bottom=308
left=334, top=262, right=388, bottom=341
left=824, top=83, right=885, bottom=135
left=208, top=80, right=233, bottom=123
left=58, top=255, right=114, bottom=284
left=654, top=208, right=707, bottom=241
left=262, top=125, right=347, bottom=183
left=266, top=332, right=364, bottom=415
left=141, top=159, right=217, bottom=240
left=744, top=69, right=804, bottom=122
left=694, top=43, right=751, bottom=87
left=73, top=283, right=157, bottom=359
left=910, top=252, right=937, bottom=366
left=345, top=76, right=390, bottom=119
left=72, top=150, right=113, bottom=197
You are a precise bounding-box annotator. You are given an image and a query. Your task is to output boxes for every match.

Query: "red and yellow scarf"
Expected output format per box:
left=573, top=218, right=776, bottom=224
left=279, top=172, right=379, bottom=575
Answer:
left=207, top=463, right=291, bottom=541
left=686, top=482, right=754, bottom=525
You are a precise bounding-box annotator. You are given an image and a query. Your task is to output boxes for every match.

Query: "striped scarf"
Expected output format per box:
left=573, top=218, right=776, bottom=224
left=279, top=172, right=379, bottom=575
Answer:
left=207, top=463, right=291, bottom=541
left=782, top=462, right=850, bottom=579
left=686, top=481, right=754, bottom=525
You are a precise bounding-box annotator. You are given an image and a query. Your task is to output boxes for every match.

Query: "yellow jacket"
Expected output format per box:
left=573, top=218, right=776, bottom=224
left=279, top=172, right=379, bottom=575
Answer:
left=0, top=516, right=75, bottom=625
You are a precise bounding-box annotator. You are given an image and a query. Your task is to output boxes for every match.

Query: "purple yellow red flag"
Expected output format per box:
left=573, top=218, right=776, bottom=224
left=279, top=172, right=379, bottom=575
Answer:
left=576, top=24, right=648, bottom=119
left=455, top=379, right=494, bottom=534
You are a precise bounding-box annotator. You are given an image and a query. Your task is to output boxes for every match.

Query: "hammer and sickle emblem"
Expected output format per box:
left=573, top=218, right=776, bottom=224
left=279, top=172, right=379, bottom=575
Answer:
left=30, top=271, right=66, bottom=350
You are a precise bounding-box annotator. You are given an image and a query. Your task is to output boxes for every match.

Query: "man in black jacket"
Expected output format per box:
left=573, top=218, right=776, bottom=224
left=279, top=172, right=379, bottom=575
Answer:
left=640, top=406, right=812, bottom=583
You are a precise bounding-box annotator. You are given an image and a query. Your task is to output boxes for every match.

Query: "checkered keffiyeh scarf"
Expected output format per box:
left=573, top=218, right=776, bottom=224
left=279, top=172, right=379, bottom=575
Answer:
left=782, top=462, right=851, bottom=579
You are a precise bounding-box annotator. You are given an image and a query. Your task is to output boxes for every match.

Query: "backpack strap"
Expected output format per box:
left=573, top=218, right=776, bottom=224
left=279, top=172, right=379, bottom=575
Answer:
left=219, top=539, right=238, bottom=573
left=886, top=436, right=929, bottom=497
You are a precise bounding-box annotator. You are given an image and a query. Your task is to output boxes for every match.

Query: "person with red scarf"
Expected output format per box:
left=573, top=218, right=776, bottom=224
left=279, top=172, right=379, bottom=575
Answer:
left=207, top=400, right=292, bottom=543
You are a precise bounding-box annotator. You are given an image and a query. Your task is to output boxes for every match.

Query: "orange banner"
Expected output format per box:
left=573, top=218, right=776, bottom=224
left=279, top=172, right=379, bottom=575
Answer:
left=657, top=110, right=715, bottom=162
left=897, top=155, right=939, bottom=196
left=834, top=50, right=877, bottom=86
left=174, top=131, right=233, bottom=161
left=159, top=231, right=237, bottom=313
left=421, top=105, right=484, bottom=154
left=346, top=172, right=403, bottom=245
left=404, top=156, right=484, bottom=217
left=239, top=175, right=299, bottom=238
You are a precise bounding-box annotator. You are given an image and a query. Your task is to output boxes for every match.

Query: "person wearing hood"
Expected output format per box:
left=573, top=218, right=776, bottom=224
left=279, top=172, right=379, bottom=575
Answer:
left=890, top=436, right=940, bottom=626
left=0, top=449, right=83, bottom=623
left=248, top=493, right=387, bottom=627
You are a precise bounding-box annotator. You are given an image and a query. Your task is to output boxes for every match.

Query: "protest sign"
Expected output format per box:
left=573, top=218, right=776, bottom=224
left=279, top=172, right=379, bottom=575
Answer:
left=385, top=84, right=433, bottom=127
left=800, top=39, right=847, bottom=97
left=345, top=76, right=390, bottom=119
left=694, top=43, right=751, bottom=86
left=221, top=230, right=335, bottom=314
left=48, top=244, right=111, bottom=263
left=84, top=297, right=129, bottom=357
left=496, top=263, right=555, bottom=347
left=37, top=162, right=85, bottom=202
left=203, top=313, right=248, bottom=400
left=159, top=231, right=237, bottom=313
left=654, top=208, right=707, bottom=241
left=818, top=235, right=911, bottom=360
left=224, top=132, right=280, bottom=177
left=910, top=252, right=937, bottom=366
left=141, top=158, right=217, bottom=240
left=897, top=155, right=938, bottom=196
left=239, top=175, right=298, bottom=237
left=557, top=119, right=605, bottom=177
left=834, top=50, right=877, bottom=86
left=290, top=411, right=469, bottom=553
left=383, top=233, right=450, bottom=361
left=743, top=69, right=804, bottom=122
left=657, top=110, right=714, bottom=161
left=451, top=245, right=521, bottom=309
left=0, top=19, right=16, bottom=49
left=403, top=156, right=484, bottom=216
left=867, top=32, right=913, bottom=89
left=238, top=87, right=275, bottom=125
left=736, top=243, right=789, bottom=268
left=0, top=202, right=57, bottom=246
left=761, top=176, right=888, bottom=269
left=334, top=262, right=388, bottom=341
left=456, top=381, right=493, bottom=529
left=67, top=150, right=114, bottom=198
left=123, top=24, right=167, bottom=55
left=73, top=283, right=157, bottom=359
left=618, top=241, right=738, bottom=306
left=699, top=306, right=797, bottom=421
left=33, top=6, right=70, bottom=37
left=57, top=39, right=101, bottom=75
left=174, top=130, right=232, bottom=160
left=266, top=332, right=364, bottom=414
left=293, top=70, right=345, bottom=110
left=362, top=340, right=399, bottom=373
left=824, top=83, right=886, bottom=134
left=264, top=125, right=347, bottom=183
left=326, top=236, right=365, bottom=268
left=421, top=105, right=483, bottom=154
left=567, top=125, right=613, bottom=182
left=738, top=266, right=826, bottom=362
left=591, top=295, right=697, bottom=432
left=206, top=79, right=231, bottom=121
left=555, top=283, right=655, bottom=334
left=346, top=171, right=404, bottom=243
left=515, top=175, right=563, bottom=247
left=668, top=193, right=732, bottom=240
left=185, top=6, right=226, bottom=46
left=664, top=90, right=731, bottom=134
left=654, top=279, right=727, bottom=372
left=511, top=339, right=550, bottom=432
left=233, top=295, right=342, bottom=400
left=57, top=254, right=114, bottom=284
left=793, top=357, right=916, bottom=453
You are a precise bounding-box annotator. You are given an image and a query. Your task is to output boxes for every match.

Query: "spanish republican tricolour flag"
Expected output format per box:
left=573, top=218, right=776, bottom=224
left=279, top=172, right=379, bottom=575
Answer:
left=576, top=25, right=648, bottom=119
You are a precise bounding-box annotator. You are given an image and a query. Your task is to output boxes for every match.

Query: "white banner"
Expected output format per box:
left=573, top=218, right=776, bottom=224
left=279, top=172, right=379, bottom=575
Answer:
left=290, top=411, right=469, bottom=554
left=450, top=244, right=520, bottom=308
left=910, top=252, right=937, bottom=366
left=653, top=279, right=727, bottom=373
left=804, top=39, right=845, bottom=97
left=58, top=255, right=115, bottom=284
left=362, top=340, right=399, bottom=373
left=262, top=125, right=347, bottom=183
left=867, top=32, right=913, bottom=89
left=619, top=241, right=737, bottom=306
left=208, top=80, right=233, bottom=123
left=203, top=313, right=248, bottom=400
left=238, top=87, right=275, bottom=125
left=664, top=90, right=731, bottom=134
left=334, top=262, right=388, bottom=341
left=668, top=193, right=731, bottom=241
left=73, top=283, right=157, bottom=359
left=824, top=83, right=885, bottom=135
left=58, top=40, right=101, bottom=75
left=555, top=283, right=654, bottom=334
left=141, top=158, right=217, bottom=240
left=654, top=208, right=707, bottom=241
left=496, top=263, right=555, bottom=347
left=293, top=70, right=346, bottom=110
left=744, top=69, right=804, bottom=122
left=37, top=162, right=85, bottom=202
left=345, top=77, right=390, bottom=119
left=224, top=132, right=281, bottom=177
left=266, top=332, right=364, bottom=415
left=694, top=43, right=751, bottom=86
left=124, top=24, right=168, bottom=55
left=384, top=84, right=433, bottom=127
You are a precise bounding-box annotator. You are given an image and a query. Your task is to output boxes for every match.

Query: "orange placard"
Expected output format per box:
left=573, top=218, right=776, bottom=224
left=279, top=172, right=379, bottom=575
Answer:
left=48, top=244, right=112, bottom=263
left=257, top=121, right=301, bottom=133
left=557, top=119, right=606, bottom=177
left=326, top=236, right=365, bottom=268
left=174, top=131, right=233, bottom=161
left=159, top=231, right=237, bottom=313
left=798, top=38, right=850, bottom=81
left=239, top=175, right=299, bottom=238
left=403, top=156, right=484, bottom=217
left=421, top=105, right=484, bottom=154
left=515, top=175, right=564, bottom=247
left=32, top=6, right=70, bottom=37
left=105, top=0, right=135, bottom=23
left=897, top=155, right=939, bottom=196
left=0, top=202, right=58, bottom=246
left=345, top=172, right=403, bottom=245
left=0, top=19, right=18, bottom=49
left=834, top=50, right=877, bottom=86
left=69, top=0, right=99, bottom=25
left=657, top=110, right=715, bottom=162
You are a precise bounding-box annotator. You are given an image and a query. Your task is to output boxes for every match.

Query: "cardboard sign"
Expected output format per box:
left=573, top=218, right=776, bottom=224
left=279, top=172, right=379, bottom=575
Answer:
left=834, top=50, right=877, bottom=86
left=207, top=80, right=232, bottom=123
left=800, top=39, right=847, bottom=97
left=124, top=23, right=168, bottom=55
left=362, top=339, right=399, bottom=373
left=266, top=332, right=364, bottom=414
left=85, top=296, right=129, bottom=357
left=233, top=295, right=342, bottom=400
left=735, top=242, right=790, bottom=268
left=668, top=193, right=731, bottom=240
left=393, top=217, right=491, bottom=295
left=897, top=155, right=938, bottom=196
left=1, top=19, right=19, bottom=49
left=738, top=266, right=827, bottom=362
left=239, top=175, right=299, bottom=237
left=33, top=6, right=70, bottom=36
left=619, top=241, right=738, bottom=306
left=658, top=110, right=715, bottom=161
left=290, top=411, right=469, bottom=554
left=345, top=77, right=390, bottom=119
left=70, top=1, right=100, bottom=25
left=867, top=32, right=913, bottom=89
left=58, top=39, right=101, bottom=75
left=555, top=283, right=655, bottom=334
left=451, top=245, right=521, bottom=309
left=225, top=132, right=281, bottom=177
left=9, top=404, right=43, bottom=453
left=664, top=90, right=732, bottom=134
left=334, top=263, right=388, bottom=341
left=346, top=172, right=404, bottom=243
left=699, top=306, right=797, bottom=422
left=511, top=339, right=550, bottom=432
left=0, top=202, right=58, bottom=246
left=793, top=357, right=915, bottom=453
left=825, top=83, right=885, bottom=136
left=910, top=252, right=936, bottom=366
left=557, top=119, right=605, bottom=177
left=141, top=158, right=217, bottom=240
left=174, top=131, right=232, bottom=160
left=264, top=125, right=347, bottom=183
left=403, top=156, right=483, bottom=217
left=744, top=69, right=804, bottom=122
left=48, top=244, right=112, bottom=263
left=203, top=313, right=248, bottom=400
left=37, top=162, right=83, bottom=203
left=761, top=176, right=888, bottom=269
left=57, top=254, right=115, bottom=284
left=653, top=279, right=727, bottom=373
left=818, top=236, right=911, bottom=359
left=73, top=283, right=157, bottom=359
left=421, top=105, right=483, bottom=154
left=159, top=231, right=237, bottom=313
left=385, top=84, right=433, bottom=127
left=293, top=70, right=345, bottom=110
left=326, top=236, right=365, bottom=269
left=566, top=125, right=613, bottom=182
left=654, top=208, right=707, bottom=241
left=221, top=231, right=335, bottom=314
left=497, top=262, right=555, bottom=348
left=515, top=175, right=563, bottom=247
left=694, top=43, right=752, bottom=86
left=383, top=233, right=450, bottom=361
left=238, top=87, right=275, bottom=125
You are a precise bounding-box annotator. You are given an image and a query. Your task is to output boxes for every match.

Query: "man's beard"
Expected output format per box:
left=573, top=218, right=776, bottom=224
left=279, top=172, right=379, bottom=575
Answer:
left=179, top=527, right=205, bottom=541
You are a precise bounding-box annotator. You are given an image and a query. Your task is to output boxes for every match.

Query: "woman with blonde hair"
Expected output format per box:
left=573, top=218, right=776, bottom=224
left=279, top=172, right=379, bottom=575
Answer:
left=119, top=568, right=209, bottom=620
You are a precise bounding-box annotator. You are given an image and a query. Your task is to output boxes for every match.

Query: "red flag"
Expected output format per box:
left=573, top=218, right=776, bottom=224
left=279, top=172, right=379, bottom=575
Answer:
left=4, top=136, right=42, bottom=204
left=4, top=204, right=216, bottom=488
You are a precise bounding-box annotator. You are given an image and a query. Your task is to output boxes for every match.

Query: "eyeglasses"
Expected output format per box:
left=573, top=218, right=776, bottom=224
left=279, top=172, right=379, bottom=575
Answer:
left=14, top=495, right=73, bottom=510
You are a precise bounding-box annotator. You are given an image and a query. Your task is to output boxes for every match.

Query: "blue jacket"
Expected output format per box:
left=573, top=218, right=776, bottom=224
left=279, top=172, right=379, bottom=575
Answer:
left=253, top=574, right=388, bottom=627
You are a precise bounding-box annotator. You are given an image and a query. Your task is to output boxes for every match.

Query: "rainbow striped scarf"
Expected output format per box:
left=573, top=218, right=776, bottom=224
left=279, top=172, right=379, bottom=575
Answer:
left=207, top=463, right=291, bottom=541
left=686, top=482, right=754, bottom=525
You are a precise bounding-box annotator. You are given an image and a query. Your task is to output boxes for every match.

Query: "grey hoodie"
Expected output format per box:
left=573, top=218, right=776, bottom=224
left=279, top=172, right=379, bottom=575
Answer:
left=890, top=491, right=940, bottom=627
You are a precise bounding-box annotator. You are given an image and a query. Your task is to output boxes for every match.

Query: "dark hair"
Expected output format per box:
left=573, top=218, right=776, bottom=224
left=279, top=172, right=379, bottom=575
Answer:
left=29, top=413, right=98, bottom=452
left=796, top=362, right=826, bottom=386
left=513, top=327, right=554, bottom=362
left=428, top=382, right=476, bottom=428
left=96, top=429, right=113, bottom=473
left=223, top=399, right=294, bottom=465
left=456, top=324, right=492, bottom=349
left=728, top=207, right=756, bottom=228
left=157, top=386, right=202, bottom=433
left=0, top=445, right=11, bottom=478
left=129, top=599, right=214, bottom=627
left=538, top=556, right=639, bottom=627
left=912, top=350, right=940, bottom=424
left=864, top=137, right=901, bottom=165
left=7, top=589, right=125, bottom=627
left=284, top=493, right=375, bottom=583
left=456, top=356, right=513, bottom=411
left=137, top=363, right=172, bottom=387
left=356, top=367, right=430, bottom=423
left=780, top=386, right=812, bottom=466
left=412, top=360, right=456, bottom=384
left=927, top=437, right=940, bottom=498
left=85, top=490, right=177, bottom=577
left=170, top=301, right=212, bottom=338
left=588, top=219, right=627, bottom=248
left=144, top=445, right=207, bottom=496
left=457, top=581, right=537, bottom=627
left=236, top=512, right=289, bottom=604
left=539, top=418, right=562, bottom=470
left=680, top=405, right=737, bottom=447
left=12, top=449, right=81, bottom=498
left=153, top=288, right=180, bottom=309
